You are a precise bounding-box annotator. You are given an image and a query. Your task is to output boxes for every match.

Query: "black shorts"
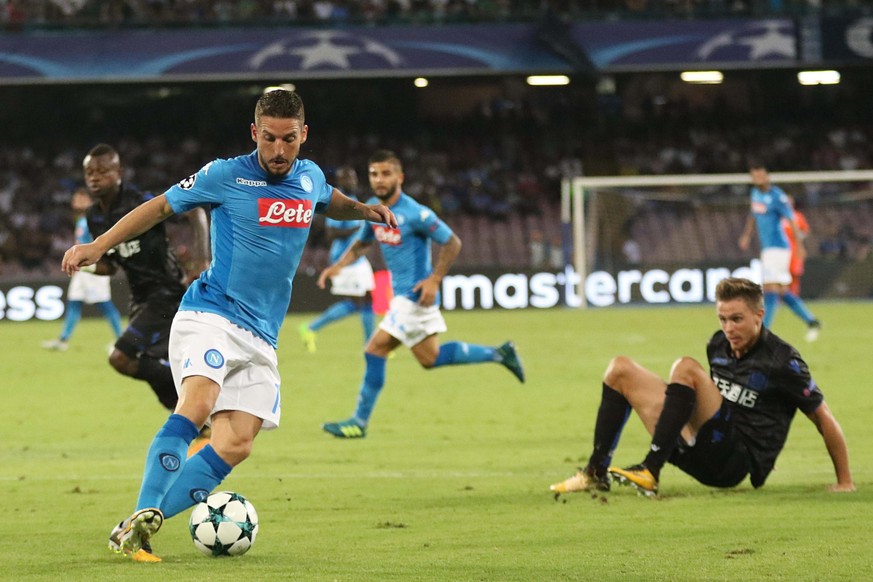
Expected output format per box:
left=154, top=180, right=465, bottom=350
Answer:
left=114, top=295, right=180, bottom=360
left=668, top=400, right=751, bottom=488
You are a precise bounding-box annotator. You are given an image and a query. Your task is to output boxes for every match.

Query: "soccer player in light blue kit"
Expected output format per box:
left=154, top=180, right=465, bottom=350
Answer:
left=62, top=90, right=396, bottom=562
left=299, top=166, right=376, bottom=352
left=319, top=149, right=525, bottom=439
left=42, top=188, right=123, bottom=351
left=739, top=164, right=821, bottom=341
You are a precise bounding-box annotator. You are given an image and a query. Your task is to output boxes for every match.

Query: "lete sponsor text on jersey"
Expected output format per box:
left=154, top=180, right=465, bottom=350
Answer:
left=373, top=225, right=401, bottom=245
left=258, top=199, right=314, bottom=227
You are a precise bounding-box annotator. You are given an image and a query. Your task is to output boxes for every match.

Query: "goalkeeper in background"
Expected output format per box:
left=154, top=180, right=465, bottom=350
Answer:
left=782, top=195, right=810, bottom=297
left=738, top=163, right=821, bottom=342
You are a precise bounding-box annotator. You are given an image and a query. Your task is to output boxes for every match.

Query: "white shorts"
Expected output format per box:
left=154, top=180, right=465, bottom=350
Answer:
left=67, top=271, right=112, bottom=303
left=330, top=259, right=375, bottom=297
left=379, top=295, right=447, bottom=348
left=760, top=248, right=793, bottom=286
left=169, top=311, right=282, bottom=430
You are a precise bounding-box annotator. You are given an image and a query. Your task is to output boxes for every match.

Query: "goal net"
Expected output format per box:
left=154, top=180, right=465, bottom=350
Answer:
left=561, top=171, right=873, bottom=308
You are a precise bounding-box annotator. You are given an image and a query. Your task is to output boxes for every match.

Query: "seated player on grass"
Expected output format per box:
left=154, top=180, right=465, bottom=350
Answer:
left=550, top=277, right=854, bottom=497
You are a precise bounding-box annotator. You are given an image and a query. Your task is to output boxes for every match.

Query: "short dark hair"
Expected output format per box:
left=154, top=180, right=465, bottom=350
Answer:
left=748, top=161, right=767, bottom=172
left=87, top=143, right=119, bottom=159
left=368, top=149, right=402, bottom=170
left=715, top=277, right=763, bottom=312
left=255, top=89, right=305, bottom=126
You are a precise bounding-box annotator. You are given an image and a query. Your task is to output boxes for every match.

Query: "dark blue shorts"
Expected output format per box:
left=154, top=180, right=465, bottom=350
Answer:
left=669, top=400, right=751, bottom=488
left=115, top=295, right=180, bottom=360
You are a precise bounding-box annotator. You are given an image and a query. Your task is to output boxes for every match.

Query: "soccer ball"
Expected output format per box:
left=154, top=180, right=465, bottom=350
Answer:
left=189, top=491, right=259, bottom=557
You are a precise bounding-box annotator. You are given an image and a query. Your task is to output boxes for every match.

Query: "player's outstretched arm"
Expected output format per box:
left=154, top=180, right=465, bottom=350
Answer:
left=806, top=401, right=855, bottom=492
left=62, top=194, right=176, bottom=275
left=325, top=189, right=397, bottom=228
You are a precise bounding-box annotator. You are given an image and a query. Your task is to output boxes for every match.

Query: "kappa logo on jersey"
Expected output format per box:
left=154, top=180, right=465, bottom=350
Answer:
left=236, top=177, right=268, bottom=187
left=373, top=225, right=402, bottom=245
left=258, top=199, right=314, bottom=227
left=179, top=174, right=197, bottom=190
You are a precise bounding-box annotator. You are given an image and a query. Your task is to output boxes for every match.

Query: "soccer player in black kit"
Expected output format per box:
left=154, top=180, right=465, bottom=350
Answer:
left=82, top=143, right=209, bottom=414
left=550, top=277, right=854, bottom=496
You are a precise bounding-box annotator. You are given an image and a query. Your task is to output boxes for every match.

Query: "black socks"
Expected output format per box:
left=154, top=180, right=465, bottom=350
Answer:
left=643, top=383, right=696, bottom=479
left=134, top=355, right=179, bottom=410
left=588, top=383, right=631, bottom=474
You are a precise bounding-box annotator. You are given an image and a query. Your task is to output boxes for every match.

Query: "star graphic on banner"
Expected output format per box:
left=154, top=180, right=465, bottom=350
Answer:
left=739, top=21, right=795, bottom=59
left=289, top=31, right=359, bottom=69
left=247, top=31, right=404, bottom=71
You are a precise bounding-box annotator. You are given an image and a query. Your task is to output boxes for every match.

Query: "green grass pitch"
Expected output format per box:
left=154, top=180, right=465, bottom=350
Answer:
left=3, top=302, right=873, bottom=581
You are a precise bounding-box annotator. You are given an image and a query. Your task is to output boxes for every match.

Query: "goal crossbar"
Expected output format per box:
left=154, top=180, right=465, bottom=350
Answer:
left=570, top=170, right=873, bottom=189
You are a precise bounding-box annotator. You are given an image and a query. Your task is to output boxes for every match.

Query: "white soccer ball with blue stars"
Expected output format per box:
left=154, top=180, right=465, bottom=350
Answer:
left=189, top=491, right=259, bottom=557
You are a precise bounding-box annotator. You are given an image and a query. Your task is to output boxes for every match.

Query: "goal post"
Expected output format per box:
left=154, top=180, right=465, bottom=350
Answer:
left=561, top=170, right=873, bottom=308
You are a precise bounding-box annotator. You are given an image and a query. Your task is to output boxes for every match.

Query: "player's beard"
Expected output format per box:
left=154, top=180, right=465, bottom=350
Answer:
left=259, top=153, right=292, bottom=178
left=374, top=182, right=400, bottom=202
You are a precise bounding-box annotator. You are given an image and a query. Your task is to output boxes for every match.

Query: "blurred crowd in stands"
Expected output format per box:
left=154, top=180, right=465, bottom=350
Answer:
left=2, top=99, right=872, bottom=279
left=0, top=0, right=841, bottom=30
left=4, top=58, right=873, bottom=280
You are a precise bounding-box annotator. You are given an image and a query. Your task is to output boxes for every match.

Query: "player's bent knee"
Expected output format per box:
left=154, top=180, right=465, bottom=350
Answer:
left=669, top=356, right=707, bottom=387
left=108, top=351, right=135, bottom=376
left=603, top=355, right=637, bottom=386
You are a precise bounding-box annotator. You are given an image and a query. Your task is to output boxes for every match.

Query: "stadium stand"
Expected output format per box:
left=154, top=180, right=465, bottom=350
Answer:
left=1, top=0, right=840, bottom=30
left=4, top=110, right=873, bottom=278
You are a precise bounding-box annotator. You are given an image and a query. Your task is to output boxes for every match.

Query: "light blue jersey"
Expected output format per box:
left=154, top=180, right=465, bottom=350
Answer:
left=74, top=215, right=93, bottom=244
left=165, top=151, right=333, bottom=347
left=750, top=185, right=794, bottom=250
left=358, top=193, right=453, bottom=304
left=325, top=197, right=365, bottom=266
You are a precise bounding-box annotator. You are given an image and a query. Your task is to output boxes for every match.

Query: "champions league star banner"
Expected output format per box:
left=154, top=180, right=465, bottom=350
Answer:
left=571, top=18, right=797, bottom=70
left=0, top=19, right=796, bottom=82
left=0, top=25, right=564, bottom=82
